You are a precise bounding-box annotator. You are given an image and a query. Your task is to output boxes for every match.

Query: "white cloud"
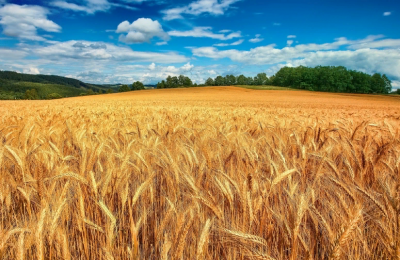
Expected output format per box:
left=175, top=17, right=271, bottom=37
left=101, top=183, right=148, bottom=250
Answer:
left=287, top=40, right=293, bottom=46
left=273, top=23, right=281, bottom=26
left=51, top=0, right=110, bottom=14
left=249, top=34, right=263, bottom=43
left=162, top=0, right=241, bottom=20
left=168, top=27, right=241, bottom=40
left=383, top=12, right=391, bottom=16
left=156, top=41, right=168, bottom=46
left=148, top=62, right=156, bottom=70
left=214, top=39, right=244, bottom=46
left=0, top=4, right=61, bottom=41
left=30, top=40, right=187, bottom=63
left=116, top=18, right=169, bottom=44
left=23, top=67, right=40, bottom=74
left=191, top=35, right=400, bottom=82
left=287, top=35, right=296, bottom=39
left=51, top=0, right=139, bottom=14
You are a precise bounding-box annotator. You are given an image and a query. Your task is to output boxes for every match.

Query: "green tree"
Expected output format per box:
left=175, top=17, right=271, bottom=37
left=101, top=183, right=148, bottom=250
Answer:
left=119, top=85, right=131, bottom=92
left=182, top=76, right=192, bottom=87
left=205, top=77, right=214, bottom=86
left=106, top=89, right=113, bottom=94
left=236, top=75, right=247, bottom=85
left=23, top=89, right=39, bottom=100
left=132, top=81, right=145, bottom=90
left=214, top=76, right=225, bottom=86
left=254, top=73, right=268, bottom=85
left=157, top=80, right=166, bottom=89
left=225, top=74, right=236, bottom=85
left=382, top=74, right=392, bottom=94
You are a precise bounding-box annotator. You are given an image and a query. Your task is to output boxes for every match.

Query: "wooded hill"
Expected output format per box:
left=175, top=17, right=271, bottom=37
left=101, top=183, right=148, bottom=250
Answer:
left=0, top=71, right=110, bottom=100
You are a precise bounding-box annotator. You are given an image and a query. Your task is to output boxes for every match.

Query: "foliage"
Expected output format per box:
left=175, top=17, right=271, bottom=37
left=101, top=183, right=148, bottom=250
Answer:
left=118, top=85, right=131, bottom=92
left=272, top=65, right=392, bottom=94
left=157, top=66, right=393, bottom=94
left=132, top=81, right=145, bottom=91
left=23, top=89, right=40, bottom=100
left=157, top=75, right=193, bottom=88
left=46, top=93, right=63, bottom=99
left=205, top=77, right=214, bottom=86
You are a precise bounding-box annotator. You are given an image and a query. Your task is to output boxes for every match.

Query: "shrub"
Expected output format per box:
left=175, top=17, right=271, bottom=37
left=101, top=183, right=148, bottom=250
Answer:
left=46, top=93, right=63, bottom=99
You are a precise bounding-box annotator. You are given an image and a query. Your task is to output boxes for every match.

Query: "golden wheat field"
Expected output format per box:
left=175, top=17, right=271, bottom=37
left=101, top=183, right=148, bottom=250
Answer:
left=1, top=86, right=400, bottom=259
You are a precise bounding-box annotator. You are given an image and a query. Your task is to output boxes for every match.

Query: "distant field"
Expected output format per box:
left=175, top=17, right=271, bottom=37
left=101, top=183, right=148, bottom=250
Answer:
left=1, top=87, right=400, bottom=259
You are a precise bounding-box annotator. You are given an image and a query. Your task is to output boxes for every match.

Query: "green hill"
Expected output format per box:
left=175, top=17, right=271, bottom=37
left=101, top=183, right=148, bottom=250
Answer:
left=0, top=71, right=111, bottom=100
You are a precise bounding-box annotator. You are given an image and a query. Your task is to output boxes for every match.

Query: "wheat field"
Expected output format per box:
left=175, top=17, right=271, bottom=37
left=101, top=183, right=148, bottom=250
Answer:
left=1, top=87, right=400, bottom=259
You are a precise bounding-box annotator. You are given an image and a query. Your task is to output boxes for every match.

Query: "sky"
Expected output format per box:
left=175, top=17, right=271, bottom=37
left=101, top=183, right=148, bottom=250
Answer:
left=0, top=0, right=399, bottom=87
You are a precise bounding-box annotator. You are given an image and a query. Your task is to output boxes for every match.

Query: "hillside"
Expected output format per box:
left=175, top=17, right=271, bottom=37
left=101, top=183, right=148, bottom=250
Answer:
left=0, top=71, right=110, bottom=99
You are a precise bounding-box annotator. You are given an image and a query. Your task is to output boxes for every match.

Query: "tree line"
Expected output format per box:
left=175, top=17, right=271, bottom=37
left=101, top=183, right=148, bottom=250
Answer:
left=156, top=66, right=392, bottom=94
left=118, top=81, right=145, bottom=92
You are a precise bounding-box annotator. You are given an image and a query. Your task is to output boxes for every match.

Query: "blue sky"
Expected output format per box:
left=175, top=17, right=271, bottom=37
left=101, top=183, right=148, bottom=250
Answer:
left=0, top=0, right=399, bottom=87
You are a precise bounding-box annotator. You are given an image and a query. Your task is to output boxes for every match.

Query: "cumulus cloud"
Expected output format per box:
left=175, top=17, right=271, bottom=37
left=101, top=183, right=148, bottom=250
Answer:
left=31, top=40, right=187, bottom=63
left=287, top=35, right=296, bottom=38
left=169, top=27, right=241, bottom=40
left=116, top=18, right=169, bottom=44
left=23, top=67, right=40, bottom=74
left=287, top=40, right=293, bottom=46
left=162, top=0, right=241, bottom=20
left=0, top=39, right=192, bottom=84
left=156, top=41, right=168, bottom=46
left=214, top=39, right=244, bottom=47
left=0, top=4, right=61, bottom=41
left=249, top=34, right=263, bottom=43
left=383, top=12, right=391, bottom=16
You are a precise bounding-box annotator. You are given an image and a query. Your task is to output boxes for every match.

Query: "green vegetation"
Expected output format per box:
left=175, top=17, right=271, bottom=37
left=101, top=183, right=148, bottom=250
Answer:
left=0, top=71, right=112, bottom=100
left=118, top=85, right=131, bottom=92
left=46, top=93, right=63, bottom=99
left=156, top=75, right=193, bottom=89
left=156, top=66, right=392, bottom=94
left=272, top=66, right=392, bottom=94
left=118, top=81, right=146, bottom=92
left=132, top=81, right=145, bottom=90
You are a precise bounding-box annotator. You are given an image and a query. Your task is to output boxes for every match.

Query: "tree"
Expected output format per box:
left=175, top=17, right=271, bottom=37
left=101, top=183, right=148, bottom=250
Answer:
left=106, top=89, right=113, bottom=94
left=119, top=85, right=131, bottom=92
left=182, top=76, right=192, bottom=87
left=382, top=74, right=392, bottom=94
left=157, top=80, right=166, bottom=89
left=254, top=73, right=268, bottom=85
left=132, top=81, right=145, bottom=90
left=98, top=89, right=103, bottom=94
left=23, top=89, right=39, bottom=100
left=225, top=74, right=236, bottom=85
left=205, top=77, right=214, bottom=86
left=236, top=75, right=247, bottom=85
left=214, top=76, right=225, bottom=86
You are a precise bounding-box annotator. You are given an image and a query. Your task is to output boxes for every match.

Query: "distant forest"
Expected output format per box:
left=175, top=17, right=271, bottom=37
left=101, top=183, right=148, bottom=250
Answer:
left=157, top=66, right=393, bottom=94
left=0, top=71, right=110, bottom=100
